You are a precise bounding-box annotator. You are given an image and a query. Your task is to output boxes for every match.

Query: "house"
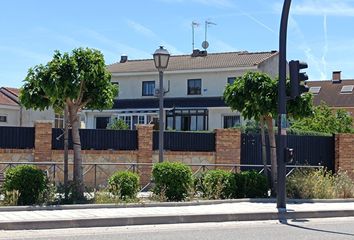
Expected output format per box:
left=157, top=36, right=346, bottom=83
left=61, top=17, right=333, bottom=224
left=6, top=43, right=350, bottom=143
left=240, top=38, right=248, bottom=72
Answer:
left=0, top=87, right=59, bottom=127
left=83, top=50, right=279, bottom=130
left=306, top=71, right=354, bottom=120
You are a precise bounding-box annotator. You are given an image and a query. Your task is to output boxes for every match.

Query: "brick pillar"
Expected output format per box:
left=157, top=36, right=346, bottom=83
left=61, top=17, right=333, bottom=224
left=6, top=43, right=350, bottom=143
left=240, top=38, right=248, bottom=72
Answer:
left=215, top=128, right=241, bottom=171
left=137, top=124, right=154, bottom=186
left=335, top=134, right=354, bottom=180
left=34, top=120, right=53, bottom=162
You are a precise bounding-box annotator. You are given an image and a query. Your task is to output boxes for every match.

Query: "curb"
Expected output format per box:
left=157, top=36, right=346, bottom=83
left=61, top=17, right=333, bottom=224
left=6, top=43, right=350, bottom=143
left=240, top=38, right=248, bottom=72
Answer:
left=1, top=198, right=353, bottom=212
left=1, top=209, right=354, bottom=230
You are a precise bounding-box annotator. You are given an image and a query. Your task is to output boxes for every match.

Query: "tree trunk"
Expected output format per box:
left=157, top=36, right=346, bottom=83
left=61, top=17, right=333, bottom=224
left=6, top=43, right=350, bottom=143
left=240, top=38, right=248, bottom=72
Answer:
left=64, top=105, right=69, bottom=200
left=265, top=115, right=277, bottom=195
left=259, top=117, right=269, bottom=182
left=68, top=104, right=84, bottom=199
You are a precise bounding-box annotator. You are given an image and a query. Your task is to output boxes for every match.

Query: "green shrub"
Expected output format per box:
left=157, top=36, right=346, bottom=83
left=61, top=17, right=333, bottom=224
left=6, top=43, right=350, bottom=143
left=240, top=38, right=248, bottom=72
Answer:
left=235, top=171, right=268, bottom=198
left=3, top=165, right=48, bottom=205
left=287, top=168, right=335, bottom=199
left=334, top=170, right=354, bottom=198
left=108, top=171, right=140, bottom=199
left=287, top=168, right=354, bottom=199
left=201, top=170, right=235, bottom=199
left=152, top=162, right=193, bottom=201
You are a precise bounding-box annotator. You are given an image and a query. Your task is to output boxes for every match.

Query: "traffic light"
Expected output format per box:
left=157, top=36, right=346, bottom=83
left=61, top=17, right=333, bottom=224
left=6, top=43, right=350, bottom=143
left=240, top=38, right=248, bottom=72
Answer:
left=289, top=60, right=309, bottom=98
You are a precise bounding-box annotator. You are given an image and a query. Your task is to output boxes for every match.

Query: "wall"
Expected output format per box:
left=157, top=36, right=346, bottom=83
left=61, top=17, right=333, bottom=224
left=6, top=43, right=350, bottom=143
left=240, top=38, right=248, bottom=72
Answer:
left=21, top=108, right=55, bottom=127
left=335, top=134, right=354, bottom=179
left=0, top=105, right=20, bottom=126
left=208, top=107, right=242, bottom=130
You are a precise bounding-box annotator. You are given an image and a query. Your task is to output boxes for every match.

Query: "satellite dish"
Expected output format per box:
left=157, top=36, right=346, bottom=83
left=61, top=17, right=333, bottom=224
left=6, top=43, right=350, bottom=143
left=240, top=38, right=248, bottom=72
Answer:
left=202, top=41, right=209, bottom=50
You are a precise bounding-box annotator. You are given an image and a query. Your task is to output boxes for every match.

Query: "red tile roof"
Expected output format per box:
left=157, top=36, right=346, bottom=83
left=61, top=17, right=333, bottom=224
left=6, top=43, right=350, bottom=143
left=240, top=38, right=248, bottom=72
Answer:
left=108, top=51, right=279, bottom=73
left=0, top=87, right=20, bottom=106
left=307, top=80, right=354, bottom=108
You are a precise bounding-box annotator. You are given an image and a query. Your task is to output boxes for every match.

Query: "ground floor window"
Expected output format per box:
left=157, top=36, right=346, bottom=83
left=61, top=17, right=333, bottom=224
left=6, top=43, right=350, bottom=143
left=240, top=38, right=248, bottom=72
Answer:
left=54, top=114, right=64, bottom=128
left=223, top=115, right=240, bottom=128
left=0, top=115, right=7, bottom=123
left=166, top=109, right=208, bottom=131
left=117, top=114, right=156, bottom=130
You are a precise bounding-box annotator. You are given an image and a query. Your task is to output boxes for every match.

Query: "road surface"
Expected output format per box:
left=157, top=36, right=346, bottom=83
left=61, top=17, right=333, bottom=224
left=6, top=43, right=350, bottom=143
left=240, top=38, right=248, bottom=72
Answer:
left=1, top=217, right=354, bottom=240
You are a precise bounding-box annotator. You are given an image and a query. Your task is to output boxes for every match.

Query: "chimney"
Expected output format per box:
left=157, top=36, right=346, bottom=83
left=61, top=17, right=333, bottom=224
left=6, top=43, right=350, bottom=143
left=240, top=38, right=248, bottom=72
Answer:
left=120, top=55, right=128, bottom=63
left=332, top=71, right=341, bottom=83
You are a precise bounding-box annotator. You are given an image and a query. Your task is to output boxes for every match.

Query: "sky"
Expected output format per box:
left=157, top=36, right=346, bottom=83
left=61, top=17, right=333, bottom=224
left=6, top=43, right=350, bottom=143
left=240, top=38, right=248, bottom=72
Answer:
left=1, top=0, right=354, bottom=88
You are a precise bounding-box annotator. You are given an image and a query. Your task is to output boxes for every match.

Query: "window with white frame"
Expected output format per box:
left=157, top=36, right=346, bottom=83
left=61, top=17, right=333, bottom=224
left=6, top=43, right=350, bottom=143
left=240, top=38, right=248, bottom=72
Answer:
left=54, top=114, right=64, bottom=128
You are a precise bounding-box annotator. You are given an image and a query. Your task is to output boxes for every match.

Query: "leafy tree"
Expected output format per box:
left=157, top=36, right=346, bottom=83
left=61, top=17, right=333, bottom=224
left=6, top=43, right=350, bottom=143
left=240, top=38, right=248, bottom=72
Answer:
left=291, top=103, right=353, bottom=133
left=107, top=118, right=129, bottom=130
left=223, top=71, right=313, bottom=191
left=20, top=48, right=118, bottom=198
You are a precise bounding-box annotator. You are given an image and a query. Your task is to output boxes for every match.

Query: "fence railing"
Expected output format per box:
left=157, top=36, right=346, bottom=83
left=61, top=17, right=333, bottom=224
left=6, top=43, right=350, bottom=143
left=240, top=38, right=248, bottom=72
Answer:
left=0, top=126, right=34, bottom=149
left=52, top=128, right=138, bottom=150
left=0, top=162, right=322, bottom=190
left=153, top=131, right=215, bottom=152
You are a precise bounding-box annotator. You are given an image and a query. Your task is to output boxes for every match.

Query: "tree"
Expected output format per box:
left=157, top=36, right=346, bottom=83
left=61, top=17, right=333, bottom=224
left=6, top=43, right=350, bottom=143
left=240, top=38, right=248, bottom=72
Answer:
left=20, top=48, right=118, bottom=198
left=107, top=118, right=129, bottom=130
left=223, top=72, right=313, bottom=191
left=290, top=103, right=353, bottom=133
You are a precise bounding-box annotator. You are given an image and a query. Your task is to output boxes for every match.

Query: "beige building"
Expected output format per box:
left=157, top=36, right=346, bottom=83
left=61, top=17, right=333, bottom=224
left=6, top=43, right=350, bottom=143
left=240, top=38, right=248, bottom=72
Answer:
left=0, top=87, right=59, bottom=127
left=83, top=50, right=279, bottom=130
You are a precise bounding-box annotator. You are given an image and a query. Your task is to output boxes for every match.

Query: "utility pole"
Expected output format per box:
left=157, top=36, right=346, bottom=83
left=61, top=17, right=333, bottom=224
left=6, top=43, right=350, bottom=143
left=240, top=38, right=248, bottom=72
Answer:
left=277, top=0, right=292, bottom=210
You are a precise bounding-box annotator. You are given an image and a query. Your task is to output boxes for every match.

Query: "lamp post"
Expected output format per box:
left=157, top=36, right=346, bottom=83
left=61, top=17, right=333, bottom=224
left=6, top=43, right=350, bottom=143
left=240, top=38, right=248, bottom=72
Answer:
left=153, top=46, right=170, bottom=163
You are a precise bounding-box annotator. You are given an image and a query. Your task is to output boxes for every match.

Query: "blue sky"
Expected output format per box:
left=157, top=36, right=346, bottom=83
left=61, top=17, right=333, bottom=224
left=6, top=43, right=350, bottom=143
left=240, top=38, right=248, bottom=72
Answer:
left=1, top=0, right=354, bottom=88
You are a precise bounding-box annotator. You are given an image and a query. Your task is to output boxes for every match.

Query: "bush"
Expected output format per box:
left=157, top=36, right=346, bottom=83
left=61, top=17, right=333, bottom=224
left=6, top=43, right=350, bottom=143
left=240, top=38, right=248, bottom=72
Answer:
left=3, top=165, right=48, bottom=205
left=287, top=168, right=354, bottom=199
left=152, top=162, right=193, bottom=201
left=201, top=170, right=235, bottom=199
left=108, top=171, right=140, bottom=200
left=235, top=171, right=268, bottom=198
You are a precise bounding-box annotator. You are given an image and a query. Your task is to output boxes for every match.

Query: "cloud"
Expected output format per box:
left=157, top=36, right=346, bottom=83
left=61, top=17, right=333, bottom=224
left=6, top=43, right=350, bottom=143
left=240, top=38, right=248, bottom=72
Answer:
left=274, top=0, right=354, bottom=17
left=125, top=20, right=183, bottom=55
left=157, top=0, right=235, bottom=8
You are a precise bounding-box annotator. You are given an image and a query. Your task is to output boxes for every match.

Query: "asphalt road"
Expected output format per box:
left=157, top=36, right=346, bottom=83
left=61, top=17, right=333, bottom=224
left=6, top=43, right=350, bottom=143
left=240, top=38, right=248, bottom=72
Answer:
left=1, top=217, right=354, bottom=240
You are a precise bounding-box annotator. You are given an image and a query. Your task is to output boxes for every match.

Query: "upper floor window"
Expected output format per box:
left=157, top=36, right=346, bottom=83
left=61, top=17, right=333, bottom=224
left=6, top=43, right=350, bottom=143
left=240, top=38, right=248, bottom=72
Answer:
left=227, top=77, right=236, bottom=85
left=187, top=79, right=201, bottom=95
left=0, top=115, right=7, bottom=122
left=142, top=81, right=155, bottom=96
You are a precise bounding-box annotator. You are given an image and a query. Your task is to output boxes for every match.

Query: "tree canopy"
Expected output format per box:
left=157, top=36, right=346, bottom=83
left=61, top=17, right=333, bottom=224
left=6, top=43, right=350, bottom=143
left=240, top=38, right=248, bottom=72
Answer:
left=20, top=47, right=118, bottom=198
left=290, top=103, right=353, bottom=134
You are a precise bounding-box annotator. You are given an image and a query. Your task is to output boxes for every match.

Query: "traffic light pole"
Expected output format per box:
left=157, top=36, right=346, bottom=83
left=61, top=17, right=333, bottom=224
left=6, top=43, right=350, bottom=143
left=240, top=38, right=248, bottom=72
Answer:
left=277, top=0, right=292, bottom=210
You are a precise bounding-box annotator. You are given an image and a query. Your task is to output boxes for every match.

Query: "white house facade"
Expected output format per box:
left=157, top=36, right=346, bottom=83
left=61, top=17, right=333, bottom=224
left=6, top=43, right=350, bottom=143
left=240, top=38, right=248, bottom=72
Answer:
left=0, top=87, right=57, bottom=127
left=83, top=50, right=279, bottom=131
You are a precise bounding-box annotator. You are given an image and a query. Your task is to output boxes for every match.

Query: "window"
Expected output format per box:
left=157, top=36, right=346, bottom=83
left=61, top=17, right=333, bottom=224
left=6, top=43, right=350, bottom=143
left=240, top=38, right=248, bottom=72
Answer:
left=227, top=77, right=236, bottom=85
left=187, top=79, right=201, bottom=95
left=223, top=115, right=240, bottom=128
left=142, top=81, right=155, bottom=96
left=54, top=114, right=64, bottom=128
left=112, top=82, right=119, bottom=97
left=341, top=85, right=354, bottom=94
left=0, top=115, right=7, bottom=123
left=309, top=86, right=321, bottom=94
left=166, top=109, right=208, bottom=131
left=96, top=117, right=110, bottom=129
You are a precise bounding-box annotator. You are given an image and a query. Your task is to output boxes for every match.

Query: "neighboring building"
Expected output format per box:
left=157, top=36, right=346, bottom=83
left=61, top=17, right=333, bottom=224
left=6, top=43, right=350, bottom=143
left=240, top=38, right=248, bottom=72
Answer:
left=0, top=87, right=58, bottom=127
left=307, top=71, right=354, bottom=119
left=83, top=50, right=279, bottom=130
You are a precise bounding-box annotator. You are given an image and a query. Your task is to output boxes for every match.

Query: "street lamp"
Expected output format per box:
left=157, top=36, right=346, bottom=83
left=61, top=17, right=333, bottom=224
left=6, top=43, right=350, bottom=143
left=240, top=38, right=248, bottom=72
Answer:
left=153, top=46, right=170, bottom=163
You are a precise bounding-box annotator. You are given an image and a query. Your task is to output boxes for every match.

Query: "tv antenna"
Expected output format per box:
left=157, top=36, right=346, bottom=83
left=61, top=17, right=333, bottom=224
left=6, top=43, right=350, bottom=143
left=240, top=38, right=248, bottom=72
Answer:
left=203, top=20, right=216, bottom=50
left=192, top=21, right=200, bottom=51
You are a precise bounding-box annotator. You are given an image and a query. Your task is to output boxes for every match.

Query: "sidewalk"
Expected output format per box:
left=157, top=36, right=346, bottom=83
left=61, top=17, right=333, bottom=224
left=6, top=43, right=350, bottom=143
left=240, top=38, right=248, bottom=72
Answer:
left=0, top=199, right=354, bottom=230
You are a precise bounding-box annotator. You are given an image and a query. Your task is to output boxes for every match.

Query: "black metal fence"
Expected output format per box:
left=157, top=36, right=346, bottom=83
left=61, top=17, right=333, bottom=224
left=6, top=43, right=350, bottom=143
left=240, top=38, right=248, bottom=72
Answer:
left=241, top=133, right=335, bottom=171
left=0, top=126, right=34, bottom=149
left=153, top=131, right=215, bottom=152
left=52, top=128, right=138, bottom=150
